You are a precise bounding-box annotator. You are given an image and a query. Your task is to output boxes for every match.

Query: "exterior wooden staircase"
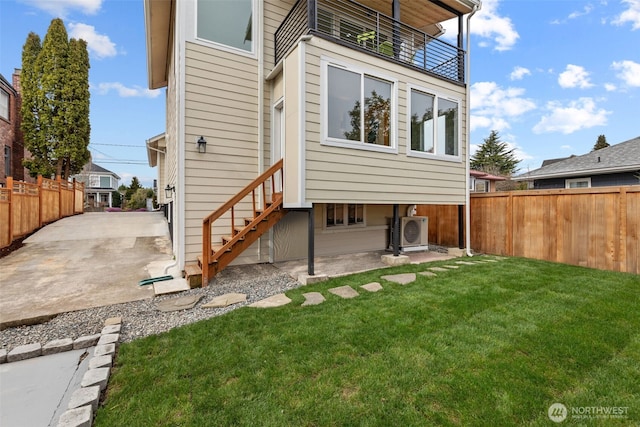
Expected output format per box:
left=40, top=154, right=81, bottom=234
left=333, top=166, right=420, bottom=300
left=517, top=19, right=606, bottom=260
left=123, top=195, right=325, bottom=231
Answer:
left=196, top=159, right=286, bottom=286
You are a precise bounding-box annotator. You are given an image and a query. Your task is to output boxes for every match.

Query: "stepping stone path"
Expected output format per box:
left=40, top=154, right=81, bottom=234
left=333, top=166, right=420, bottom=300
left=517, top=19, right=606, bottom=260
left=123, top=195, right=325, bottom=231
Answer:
left=455, top=261, right=477, bottom=265
left=328, top=286, right=359, bottom=299
left=428, top=267, right=449, bottom=272
left=202, top=293, right=247, bottom=308
left=249, top=293, right=291, bottom=308
left=380, top=273, right=416, bottom=285
left=302, top=292, right=325, bottom=306
left=419, top=271, right=437, bottom=277
left=361, top=282, right=383, bottom=292
left=443, top=265, right=459, bottom=269
left=156, top=295, right=203, bottom=312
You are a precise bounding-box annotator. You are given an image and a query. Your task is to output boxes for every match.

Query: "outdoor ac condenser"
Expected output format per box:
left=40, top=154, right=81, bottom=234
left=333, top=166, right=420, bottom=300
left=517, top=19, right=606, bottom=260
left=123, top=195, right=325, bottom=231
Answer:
left=401, top=216, right=428, bottom=248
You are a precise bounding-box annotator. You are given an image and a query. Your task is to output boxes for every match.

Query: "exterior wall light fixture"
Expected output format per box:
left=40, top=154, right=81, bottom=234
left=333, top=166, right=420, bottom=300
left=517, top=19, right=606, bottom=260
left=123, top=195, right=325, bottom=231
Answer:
left=197, top=136, right=207, bottom=153
left=165, top=185, right=175, bottom=199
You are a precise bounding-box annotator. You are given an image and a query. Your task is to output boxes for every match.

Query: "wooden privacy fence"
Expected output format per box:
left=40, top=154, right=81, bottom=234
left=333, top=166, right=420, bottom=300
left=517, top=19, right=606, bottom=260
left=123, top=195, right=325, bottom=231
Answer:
left=470, top=186, right=639, bottom=274
left=418, top=186, right=639, bottom=274
left=0, top=176, right=84, bottom=249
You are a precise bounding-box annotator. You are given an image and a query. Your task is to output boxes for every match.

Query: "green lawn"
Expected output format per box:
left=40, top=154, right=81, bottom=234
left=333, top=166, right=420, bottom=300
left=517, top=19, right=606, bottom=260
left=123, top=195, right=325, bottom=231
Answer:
left=95, top=257, right=640, bottom=426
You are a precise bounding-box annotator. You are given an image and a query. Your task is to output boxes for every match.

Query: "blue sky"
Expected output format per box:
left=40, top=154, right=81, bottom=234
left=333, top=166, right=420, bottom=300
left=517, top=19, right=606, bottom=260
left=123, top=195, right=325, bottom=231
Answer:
left=1, top=0, right=639, bottom=186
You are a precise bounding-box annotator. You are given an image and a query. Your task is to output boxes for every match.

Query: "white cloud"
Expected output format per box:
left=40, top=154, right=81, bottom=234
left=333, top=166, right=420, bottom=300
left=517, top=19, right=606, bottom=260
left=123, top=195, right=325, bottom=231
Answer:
left=19, top=0, right=102, bottom=17
left=561, top=145, right=573, bottom=150
left=558, top=64, right=594, bottom=89
left=604, top=83, right=617, bottom=91
left=68, top=23, right=116, bottom=59
left=93, top=82, right=161, bottom=98
left=612, top=0, right=640, bottom=30
left=470, top=115, right=510, bottom=132
left=471, top=81, right=536, bottom=118
left=611, top=60, right=640, bottom=86
left=533, top=98, right=610, bottom=134
left=440, top=0, right=519, bottom=51
left=569, top=4, right=594, bottom=19
left=471, top=0, right=520, bottom=51
left=510, top=66, right=531, bottom=81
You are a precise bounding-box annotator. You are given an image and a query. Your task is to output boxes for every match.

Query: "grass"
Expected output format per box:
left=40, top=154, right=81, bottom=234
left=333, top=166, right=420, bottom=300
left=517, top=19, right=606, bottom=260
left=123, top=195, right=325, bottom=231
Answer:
left=94, top=257, right=640, bottom=426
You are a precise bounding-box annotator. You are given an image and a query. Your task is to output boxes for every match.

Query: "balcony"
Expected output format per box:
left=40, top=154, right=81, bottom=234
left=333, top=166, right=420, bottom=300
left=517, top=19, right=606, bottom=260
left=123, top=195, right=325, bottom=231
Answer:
left=275, top=0, right=466, bottom=84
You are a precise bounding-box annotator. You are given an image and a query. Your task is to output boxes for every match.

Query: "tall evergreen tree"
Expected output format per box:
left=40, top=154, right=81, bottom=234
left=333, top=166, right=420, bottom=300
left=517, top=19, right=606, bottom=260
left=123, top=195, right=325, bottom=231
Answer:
left=64, top=38, right=91, bottom=178
left=592, top=134, right=609, bottom=151
left=21, top=32, right=52, bottom=177
left=20, top=18, right=90, bottom=179
left=470, top=130, right=520, bottom=176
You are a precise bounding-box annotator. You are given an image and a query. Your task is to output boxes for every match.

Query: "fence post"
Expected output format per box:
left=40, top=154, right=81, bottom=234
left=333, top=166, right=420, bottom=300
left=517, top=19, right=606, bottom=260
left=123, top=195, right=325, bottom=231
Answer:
left=72, top=178, right=76, bottom=215
left=37, top=175, right=43, bottom=228
left=506, top=192, right=513, bottom=256
left=57, top=175, right=62, bottom=220
left=619, top=187, right=627, bottom=273
left=7, top=176, right=13, bottom=244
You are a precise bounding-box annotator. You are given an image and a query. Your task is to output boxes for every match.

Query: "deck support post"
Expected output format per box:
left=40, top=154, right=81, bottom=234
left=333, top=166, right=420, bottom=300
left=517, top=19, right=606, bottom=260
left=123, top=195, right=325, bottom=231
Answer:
left=308, top=205, right=315, bottom=276
left=392, top=204, right=400, bottom=256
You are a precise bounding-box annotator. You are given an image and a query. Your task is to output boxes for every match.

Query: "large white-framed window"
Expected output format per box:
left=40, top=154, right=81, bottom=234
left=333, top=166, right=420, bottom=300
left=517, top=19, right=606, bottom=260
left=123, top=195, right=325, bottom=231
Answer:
left=195, top=0, right=255, bottom=56
left=566, top=177, right=591, bottom=189
left=321, top=58, right=397, bottom=153
left=0, top=89, right=9, bottom=121
left=325, top=203, right=366, bottom=229
left=407, top=85, right=461, bottom=161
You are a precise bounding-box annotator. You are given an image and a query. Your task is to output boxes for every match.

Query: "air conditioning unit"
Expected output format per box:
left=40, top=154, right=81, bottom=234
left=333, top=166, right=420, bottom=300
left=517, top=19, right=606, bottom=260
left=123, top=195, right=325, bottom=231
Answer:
left=401, top=216, right=428, bottom=250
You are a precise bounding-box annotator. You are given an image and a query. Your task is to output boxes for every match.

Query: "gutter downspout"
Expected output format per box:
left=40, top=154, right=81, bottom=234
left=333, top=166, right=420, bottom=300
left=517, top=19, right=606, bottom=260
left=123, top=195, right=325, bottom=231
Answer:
left=465, top=3, right=480, bottom=257
left=257, top=0, right=264, bottom=261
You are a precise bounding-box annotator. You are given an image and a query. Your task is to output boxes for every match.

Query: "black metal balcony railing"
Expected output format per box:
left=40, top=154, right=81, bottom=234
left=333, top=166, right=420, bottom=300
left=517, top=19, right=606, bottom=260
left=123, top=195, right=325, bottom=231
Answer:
left=275, top=0, right=465, bottom=84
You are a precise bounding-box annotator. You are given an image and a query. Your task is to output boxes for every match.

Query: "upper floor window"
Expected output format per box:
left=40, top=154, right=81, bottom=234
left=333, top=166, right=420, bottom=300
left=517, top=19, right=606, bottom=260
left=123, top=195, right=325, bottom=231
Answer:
left=197, top=0, right=254, bottom=53
left=0, top=89, right=9, bottom=121
left=408, top=86, right=460, bottom=160
left=323, top=59, right=396, bottom=153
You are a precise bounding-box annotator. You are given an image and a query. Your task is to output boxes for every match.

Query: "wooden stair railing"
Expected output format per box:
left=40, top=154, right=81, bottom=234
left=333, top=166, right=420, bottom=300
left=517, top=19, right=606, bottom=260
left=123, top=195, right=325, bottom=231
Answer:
left=201, top=159, right=285, bottom=285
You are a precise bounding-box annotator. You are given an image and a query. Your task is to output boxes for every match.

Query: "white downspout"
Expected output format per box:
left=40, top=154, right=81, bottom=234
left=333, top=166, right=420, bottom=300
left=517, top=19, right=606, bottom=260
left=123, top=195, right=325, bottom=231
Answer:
left=257, top=0, right=264, bottom=261
left=465, top=3, right=480, bottom=257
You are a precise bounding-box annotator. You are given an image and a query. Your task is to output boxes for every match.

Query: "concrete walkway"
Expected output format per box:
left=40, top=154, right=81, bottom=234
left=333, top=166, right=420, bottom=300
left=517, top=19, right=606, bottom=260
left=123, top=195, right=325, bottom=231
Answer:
left=0, top=212, right=173, bottom=328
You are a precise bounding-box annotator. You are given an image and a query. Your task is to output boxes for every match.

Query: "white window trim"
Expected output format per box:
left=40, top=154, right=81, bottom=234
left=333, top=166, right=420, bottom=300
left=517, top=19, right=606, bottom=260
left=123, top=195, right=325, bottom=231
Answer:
left=321, top=56, right=398, bottom=154
left=323, top=203, right=367, bottom=230
left=565, top=177, right=591, bottom=189
left=189, top=0, right=257, bottom=59
left=405, top=83, right=462, bottom=163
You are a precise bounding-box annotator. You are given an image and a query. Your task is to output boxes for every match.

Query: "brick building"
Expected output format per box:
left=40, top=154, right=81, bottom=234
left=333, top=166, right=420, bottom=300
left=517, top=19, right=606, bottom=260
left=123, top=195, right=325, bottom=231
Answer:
left=0, top=70, right=32, bottom=187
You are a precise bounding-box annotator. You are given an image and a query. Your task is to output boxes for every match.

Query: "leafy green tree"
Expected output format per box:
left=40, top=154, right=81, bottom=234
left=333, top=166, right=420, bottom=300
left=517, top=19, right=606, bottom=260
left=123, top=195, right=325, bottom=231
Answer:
left=127, top=188, right=149, bottom=210
left=470, top=130, right=520, bottom=176
left=111, top=191, right=122, bottom=208
left=20, top=18, right=90, bottom=179
left=125, top=177, right=142, bottom=201
left=592, top=134, right=609, bottom=151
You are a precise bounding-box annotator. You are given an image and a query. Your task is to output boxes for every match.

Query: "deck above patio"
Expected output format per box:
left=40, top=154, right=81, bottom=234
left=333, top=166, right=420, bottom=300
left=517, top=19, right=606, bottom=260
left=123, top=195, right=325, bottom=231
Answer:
left=275, top=0, right=469, bottom=85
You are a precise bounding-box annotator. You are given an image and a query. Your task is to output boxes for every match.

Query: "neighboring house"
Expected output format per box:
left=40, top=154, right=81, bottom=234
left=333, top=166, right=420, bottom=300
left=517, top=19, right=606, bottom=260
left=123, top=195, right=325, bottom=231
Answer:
left=144, top=0, right=481, bottom=282
left=73, top=163, right=120, bottom=209
left=515, top=137, right=640, bottom=190
left=469, top=170, right=506, bottom=192
left=0, top=70, right=33, bottom=186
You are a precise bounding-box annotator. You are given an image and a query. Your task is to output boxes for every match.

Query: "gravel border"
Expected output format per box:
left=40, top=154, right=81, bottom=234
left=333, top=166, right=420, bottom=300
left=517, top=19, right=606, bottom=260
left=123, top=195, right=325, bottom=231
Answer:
left=1, top=264, right=302, bottom=354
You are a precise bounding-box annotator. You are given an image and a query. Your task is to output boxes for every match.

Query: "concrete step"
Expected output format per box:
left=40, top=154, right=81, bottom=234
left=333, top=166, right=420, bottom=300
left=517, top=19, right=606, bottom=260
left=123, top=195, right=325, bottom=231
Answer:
left=153, top=278, right=190, bottom=296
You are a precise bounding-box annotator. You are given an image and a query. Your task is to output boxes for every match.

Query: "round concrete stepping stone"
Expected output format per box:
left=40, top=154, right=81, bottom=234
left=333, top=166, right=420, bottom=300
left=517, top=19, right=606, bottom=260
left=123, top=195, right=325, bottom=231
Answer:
left=361, top=282, right=383, bottom=292
left=328, top=286, right=359, bottom=298
left=380, top=273, right=416, bottom=285
left=419, top=271, right=437, bottom=277
left=455, top=261, right=477, bottom=265
left=428, top=267, right=449, bottom=272
left=249, top=293, right=292, bottom=308
left=156, top=294, right=203, bottom=312
left=485, top=259, right=499, bottom=262
left=202, top=293, right=247, bottom=308
left=301, top=292, right=325, bottom=306
left=443, top=265, right=459, bottom=269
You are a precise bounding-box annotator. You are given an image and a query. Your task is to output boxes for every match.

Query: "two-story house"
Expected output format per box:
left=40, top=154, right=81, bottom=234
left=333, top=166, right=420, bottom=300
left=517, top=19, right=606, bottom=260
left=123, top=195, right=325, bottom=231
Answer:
left=1, top=71, right=33, bottom=186
left=144, top=0, right=481, bottom=284
left=73, top=162, right=121, bottom=209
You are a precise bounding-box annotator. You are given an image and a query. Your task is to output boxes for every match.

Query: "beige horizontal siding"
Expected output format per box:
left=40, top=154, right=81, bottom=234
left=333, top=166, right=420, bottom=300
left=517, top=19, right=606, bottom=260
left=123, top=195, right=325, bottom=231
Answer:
left=302, top=38, right=468, bottom=205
